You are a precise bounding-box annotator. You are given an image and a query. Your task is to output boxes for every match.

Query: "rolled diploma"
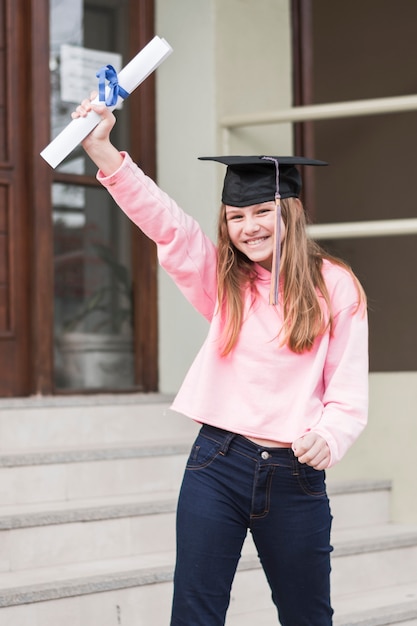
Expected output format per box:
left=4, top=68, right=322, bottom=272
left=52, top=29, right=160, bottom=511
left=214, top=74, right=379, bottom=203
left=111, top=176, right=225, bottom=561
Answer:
left=41, top=36, right=173, bottom=168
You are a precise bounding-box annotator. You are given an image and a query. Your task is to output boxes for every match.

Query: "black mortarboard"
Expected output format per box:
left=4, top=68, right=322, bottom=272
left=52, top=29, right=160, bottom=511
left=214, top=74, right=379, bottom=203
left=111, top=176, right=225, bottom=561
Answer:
left=198, top=155, right=327, bottom=207
left=199, top=155, right=328, bottom=304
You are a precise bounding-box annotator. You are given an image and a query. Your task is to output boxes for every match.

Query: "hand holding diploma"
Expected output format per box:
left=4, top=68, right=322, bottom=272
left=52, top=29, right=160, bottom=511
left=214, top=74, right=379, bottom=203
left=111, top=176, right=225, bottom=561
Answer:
left=71, top=94, right=124, bottom=177
left=41, top=36, right=172, bottom=168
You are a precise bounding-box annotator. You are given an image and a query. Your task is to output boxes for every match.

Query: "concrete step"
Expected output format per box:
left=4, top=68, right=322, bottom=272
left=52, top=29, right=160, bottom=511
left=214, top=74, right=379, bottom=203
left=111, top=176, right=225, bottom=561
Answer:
left=0, top=492, right=177, bottom=572
left=328, top=479, right=391, bottom=529
left=0, top=553, right=175, bottom=625
left=0, top=549, right=416, bottom=624
left=331, top=524, right=417, bottom=596
left=0, top=482, right=394, bottom=572
left=0, top=433, right=391, bottom=527
left=0, top=441, right=191, bottom=505
left=0, top=395, right=405, bottom=625
left=0, top=396, right=411, bottom=625
left=333, top=582, right=417, bottom=626
left=237, top=524, right=417, bottom=599
left=228, top=578, right=417, bottom=625
left=228, top=580, right=417, bottom=625
left=0, top=523, right=416, bottom=601
left=0, top=395, right=197, bottom=449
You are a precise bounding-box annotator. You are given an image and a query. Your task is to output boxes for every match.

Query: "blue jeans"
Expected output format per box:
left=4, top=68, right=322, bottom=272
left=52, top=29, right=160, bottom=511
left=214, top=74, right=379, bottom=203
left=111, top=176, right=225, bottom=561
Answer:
left=170, top=424, right=333, bottom=625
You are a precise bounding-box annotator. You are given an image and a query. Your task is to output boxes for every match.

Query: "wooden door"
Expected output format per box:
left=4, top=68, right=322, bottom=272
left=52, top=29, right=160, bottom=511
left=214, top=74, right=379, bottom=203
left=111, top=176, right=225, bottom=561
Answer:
left=0, top=0, right=158, bottom=396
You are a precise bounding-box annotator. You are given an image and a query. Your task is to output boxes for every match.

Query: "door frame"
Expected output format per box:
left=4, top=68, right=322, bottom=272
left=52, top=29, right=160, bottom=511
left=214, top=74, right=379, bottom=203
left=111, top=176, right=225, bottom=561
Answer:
left=291, top=0, right=317, bottom=216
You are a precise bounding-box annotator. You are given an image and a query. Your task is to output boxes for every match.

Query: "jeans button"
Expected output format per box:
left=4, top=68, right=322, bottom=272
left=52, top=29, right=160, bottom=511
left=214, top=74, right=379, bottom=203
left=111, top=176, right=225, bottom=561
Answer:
left=260, top=450, right=270, bottom=460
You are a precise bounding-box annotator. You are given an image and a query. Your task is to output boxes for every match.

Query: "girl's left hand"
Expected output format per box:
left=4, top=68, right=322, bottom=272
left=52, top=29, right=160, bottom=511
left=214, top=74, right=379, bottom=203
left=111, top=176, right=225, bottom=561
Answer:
left=292, top=433, right=331, bottom=470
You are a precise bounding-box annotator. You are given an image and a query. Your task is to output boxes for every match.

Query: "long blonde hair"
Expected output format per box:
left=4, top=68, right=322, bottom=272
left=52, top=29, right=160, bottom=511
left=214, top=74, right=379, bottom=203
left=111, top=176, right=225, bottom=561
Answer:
left=216, top=197, right=366, bottom=356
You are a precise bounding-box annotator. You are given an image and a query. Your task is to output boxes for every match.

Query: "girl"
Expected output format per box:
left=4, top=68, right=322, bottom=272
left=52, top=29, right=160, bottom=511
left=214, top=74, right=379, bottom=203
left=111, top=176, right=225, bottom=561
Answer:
left=72, top=97, right=368, bottom=626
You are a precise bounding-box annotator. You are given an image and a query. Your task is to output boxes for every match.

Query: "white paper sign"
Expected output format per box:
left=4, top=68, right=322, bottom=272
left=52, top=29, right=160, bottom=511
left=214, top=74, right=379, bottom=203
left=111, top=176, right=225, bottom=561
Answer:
left=41, top=36, right=173, bottom=169
left=60, top=45, right=122, bottom=105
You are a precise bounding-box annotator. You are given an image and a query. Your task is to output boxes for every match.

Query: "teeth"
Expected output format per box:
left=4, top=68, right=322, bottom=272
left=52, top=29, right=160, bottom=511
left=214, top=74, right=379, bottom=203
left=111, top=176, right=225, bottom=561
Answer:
left=247, top=237, right=266, bottom=245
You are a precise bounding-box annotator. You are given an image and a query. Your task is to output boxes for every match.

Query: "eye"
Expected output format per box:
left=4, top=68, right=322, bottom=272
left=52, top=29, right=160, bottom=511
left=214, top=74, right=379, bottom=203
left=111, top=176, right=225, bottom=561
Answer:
left=226, top=213, right=243, bottom=221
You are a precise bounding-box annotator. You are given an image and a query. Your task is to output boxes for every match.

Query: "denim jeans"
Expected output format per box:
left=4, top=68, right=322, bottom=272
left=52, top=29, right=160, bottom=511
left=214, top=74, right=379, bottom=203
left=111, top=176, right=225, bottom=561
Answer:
left=170, top=424, right=333, bottom=626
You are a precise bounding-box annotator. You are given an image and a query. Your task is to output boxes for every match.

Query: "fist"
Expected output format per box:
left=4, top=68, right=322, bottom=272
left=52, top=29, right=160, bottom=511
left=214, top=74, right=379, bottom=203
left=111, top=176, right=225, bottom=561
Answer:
left=292, top=432, right=330, bottom=470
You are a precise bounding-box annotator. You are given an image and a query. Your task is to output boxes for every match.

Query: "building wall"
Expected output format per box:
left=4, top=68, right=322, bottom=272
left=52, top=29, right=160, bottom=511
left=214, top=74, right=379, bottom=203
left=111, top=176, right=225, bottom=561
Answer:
left=155, top=0, right=416, bottom=524
left=329, top=372, right=417, bottom=523
left=155, top=0, right=217, bottom=394
left=155, top=0, right=293, bottom=392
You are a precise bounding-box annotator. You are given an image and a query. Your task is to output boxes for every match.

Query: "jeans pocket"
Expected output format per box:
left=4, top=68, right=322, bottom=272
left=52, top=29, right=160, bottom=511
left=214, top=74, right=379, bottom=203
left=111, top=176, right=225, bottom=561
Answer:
left=185, top=432, right=222, bottom=470
left=296, top=464, right=327, bottom=497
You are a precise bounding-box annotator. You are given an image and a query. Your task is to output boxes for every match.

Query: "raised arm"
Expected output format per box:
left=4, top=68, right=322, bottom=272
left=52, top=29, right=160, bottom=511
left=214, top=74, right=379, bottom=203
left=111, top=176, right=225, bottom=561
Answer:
left=72, top=96, right=219, bottom=320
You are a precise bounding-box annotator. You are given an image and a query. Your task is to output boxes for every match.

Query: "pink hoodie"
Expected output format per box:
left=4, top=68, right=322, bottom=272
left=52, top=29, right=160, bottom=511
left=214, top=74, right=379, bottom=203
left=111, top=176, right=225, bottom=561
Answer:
left=98, top=153, right=368, bottom=467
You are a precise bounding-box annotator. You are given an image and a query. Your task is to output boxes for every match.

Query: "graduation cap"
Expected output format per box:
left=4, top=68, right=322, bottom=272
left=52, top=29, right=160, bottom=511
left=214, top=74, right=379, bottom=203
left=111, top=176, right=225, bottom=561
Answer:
left=199, top=155, right=328, bottom=304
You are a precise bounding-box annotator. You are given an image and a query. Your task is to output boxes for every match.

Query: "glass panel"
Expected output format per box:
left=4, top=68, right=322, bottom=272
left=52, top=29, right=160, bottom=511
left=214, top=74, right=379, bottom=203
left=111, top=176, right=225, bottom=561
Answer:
left=53, top=184, right=134, bottom=389
left=319, top=236, right=417, bottom=373
left=50, top=0, right=134, bottom=390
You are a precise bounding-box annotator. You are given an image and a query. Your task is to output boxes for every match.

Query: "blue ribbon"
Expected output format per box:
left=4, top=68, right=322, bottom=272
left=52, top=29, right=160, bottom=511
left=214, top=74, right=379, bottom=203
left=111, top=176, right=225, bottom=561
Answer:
left=96, top=64, right=130, bottom=107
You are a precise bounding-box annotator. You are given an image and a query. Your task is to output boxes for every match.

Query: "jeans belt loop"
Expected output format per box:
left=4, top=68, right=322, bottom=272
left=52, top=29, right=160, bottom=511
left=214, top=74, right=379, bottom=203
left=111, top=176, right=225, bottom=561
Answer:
left=219, top=431, right=236, bottom=456
left=290, top=450, right=300, bottom=476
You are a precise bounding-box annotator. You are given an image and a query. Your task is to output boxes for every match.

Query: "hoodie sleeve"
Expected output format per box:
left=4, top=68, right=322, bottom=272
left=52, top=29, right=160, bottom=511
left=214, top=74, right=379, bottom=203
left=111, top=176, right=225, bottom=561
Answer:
left=310, top=269, right=369, bottom=467
left=97, top=152, right=218, bottom=320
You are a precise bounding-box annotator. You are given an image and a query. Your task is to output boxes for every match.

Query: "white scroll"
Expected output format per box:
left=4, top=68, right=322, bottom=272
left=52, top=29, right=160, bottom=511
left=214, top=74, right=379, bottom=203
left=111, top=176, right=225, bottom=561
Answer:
left=41, top=36, right=173, bottom=169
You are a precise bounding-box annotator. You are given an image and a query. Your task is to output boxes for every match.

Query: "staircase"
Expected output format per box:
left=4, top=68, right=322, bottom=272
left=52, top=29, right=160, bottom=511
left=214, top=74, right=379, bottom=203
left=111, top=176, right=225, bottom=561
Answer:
left=0, top=395, right=416, bottom=626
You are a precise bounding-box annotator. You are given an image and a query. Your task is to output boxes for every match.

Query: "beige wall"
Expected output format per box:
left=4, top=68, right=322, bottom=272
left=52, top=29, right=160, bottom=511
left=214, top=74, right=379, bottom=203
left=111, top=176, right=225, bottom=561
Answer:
left=155, top=0, right=217, bottom=393
left=328, top=372, right=417, bottom=524
left=156, top=0, right=293, bottom=392
left=215, top=0, right=293, bottom=155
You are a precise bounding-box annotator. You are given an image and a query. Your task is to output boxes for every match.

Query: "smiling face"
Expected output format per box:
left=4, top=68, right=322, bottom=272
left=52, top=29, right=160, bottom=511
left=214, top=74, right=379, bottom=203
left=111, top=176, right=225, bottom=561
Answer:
left=225, top=201, right=285, bottom=271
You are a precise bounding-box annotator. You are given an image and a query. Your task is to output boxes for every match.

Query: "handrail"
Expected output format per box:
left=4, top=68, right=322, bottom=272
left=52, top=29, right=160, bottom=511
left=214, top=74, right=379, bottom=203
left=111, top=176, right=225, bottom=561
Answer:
left=220, top=94, right=417, bottom=128
left=307, top=218, right=417, bottom=240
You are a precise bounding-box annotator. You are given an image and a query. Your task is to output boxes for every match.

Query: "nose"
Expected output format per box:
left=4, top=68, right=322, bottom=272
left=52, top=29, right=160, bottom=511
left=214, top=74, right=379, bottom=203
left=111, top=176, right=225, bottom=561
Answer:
left=243, top=216, right=260, bottom=234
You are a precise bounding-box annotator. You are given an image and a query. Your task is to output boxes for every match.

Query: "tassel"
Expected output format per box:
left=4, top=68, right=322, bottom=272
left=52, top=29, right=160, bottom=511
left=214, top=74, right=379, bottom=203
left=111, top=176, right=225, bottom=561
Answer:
left=269, top=195, right=281, bottom=305
left=261, top=156, right=281, bottom=305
